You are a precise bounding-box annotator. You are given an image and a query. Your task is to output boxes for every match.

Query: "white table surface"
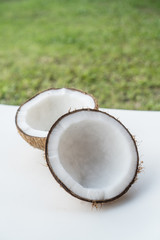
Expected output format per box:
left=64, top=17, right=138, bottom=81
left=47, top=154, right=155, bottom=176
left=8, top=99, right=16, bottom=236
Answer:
left=0, top=104, right=160, bottom=240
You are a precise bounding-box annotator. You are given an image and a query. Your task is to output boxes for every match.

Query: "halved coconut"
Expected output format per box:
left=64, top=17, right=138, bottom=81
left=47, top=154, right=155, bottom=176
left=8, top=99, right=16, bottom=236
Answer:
left=15, top=88, right=98, bottom=150
left=46, top=109, right=139, bottom=203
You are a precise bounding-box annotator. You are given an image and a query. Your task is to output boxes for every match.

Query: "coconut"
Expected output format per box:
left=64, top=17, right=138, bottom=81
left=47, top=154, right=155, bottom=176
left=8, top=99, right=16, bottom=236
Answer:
left=45, top=109, right=139, bottom=203
left=15, top=88, right=98, bottom=150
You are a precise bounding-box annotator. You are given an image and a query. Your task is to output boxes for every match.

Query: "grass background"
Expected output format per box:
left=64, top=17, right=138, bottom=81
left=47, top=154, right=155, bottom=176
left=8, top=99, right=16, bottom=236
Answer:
left=0, top=0, right=159, bottom=110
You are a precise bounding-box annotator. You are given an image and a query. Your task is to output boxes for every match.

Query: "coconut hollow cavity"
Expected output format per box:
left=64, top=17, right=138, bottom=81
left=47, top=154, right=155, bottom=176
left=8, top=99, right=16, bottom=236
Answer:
left=46, top=109, right=139, bottom=203
left=15, top=88, right=98, bottom=150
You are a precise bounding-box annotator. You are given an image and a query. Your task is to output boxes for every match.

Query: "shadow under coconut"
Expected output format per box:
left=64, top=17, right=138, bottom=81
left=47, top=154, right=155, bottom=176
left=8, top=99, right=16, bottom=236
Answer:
left=101, top=190, right=137, bottom=211
left=100, top=168, right=154, bottom=211
left=78, top=187, right=139, bottom=211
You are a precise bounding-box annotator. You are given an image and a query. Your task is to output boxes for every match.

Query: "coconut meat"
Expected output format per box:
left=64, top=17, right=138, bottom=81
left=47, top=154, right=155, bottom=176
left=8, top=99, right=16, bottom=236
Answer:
left=47, top=111, right=138, bottom=201
left=17, top=88, right=96, bottom=138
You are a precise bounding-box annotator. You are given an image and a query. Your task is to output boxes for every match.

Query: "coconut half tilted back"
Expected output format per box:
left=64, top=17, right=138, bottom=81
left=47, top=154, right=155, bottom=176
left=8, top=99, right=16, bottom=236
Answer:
left=15, top=88, right=98, bottom=150
left=46, top=109, right=139, bottom=203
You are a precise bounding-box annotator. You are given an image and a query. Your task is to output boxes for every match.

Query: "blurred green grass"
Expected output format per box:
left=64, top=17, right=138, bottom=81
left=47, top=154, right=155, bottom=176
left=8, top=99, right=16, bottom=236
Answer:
left=0, top=0, right=160, bottom=110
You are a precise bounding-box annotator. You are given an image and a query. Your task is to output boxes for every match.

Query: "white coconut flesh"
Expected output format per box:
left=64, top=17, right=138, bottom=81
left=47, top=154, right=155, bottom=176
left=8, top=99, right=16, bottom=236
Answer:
left=46, top=110, right=138, bottom=202
left=16, top=88, right=96, bottom=138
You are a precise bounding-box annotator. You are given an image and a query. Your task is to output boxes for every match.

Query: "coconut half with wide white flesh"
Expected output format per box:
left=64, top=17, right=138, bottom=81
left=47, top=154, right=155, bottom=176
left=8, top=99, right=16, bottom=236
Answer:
left=45, top=109, right=139, bottom=203
left=15, top=88, right=98, bottom=150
